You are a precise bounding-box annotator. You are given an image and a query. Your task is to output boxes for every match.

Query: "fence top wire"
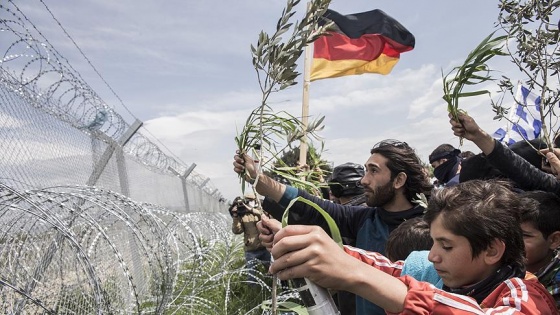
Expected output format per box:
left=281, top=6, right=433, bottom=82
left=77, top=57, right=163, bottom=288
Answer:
left=0, top=1, right=220, bottom=196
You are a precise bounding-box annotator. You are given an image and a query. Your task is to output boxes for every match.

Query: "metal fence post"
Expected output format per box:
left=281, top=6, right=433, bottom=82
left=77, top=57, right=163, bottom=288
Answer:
left=169, top=163, right=196, bottom=213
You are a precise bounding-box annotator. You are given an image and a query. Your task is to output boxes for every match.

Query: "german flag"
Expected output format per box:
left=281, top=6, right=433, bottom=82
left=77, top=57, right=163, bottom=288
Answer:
left=311, top=9, right=415, bottom=81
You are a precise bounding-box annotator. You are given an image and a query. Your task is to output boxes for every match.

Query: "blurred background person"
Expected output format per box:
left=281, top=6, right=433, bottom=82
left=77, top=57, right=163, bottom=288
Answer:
left=229, top=193, right=271, bottom=286
left=428, top=144, right=462, bottom=188
left=328, top=162, right=367, bottom=207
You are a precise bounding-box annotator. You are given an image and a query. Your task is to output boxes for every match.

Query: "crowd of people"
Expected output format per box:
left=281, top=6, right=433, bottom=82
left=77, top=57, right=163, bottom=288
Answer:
left=229, top=111, right=560, bottom=314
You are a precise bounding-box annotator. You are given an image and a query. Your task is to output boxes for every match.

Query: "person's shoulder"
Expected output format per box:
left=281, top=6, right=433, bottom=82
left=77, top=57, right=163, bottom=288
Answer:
left=519, top=277, right=558, bottom=313
left=490, top=277, right=558, bottom=313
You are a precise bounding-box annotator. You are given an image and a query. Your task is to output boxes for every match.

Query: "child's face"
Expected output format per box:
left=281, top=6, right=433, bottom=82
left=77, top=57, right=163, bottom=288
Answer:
left=521, top=221, right=554, bottom=273
left=428, top=214, right=496, bottom=288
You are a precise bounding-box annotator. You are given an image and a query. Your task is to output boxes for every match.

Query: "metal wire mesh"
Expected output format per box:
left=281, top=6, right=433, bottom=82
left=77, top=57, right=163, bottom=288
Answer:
left=0, top=1, right=222, bottom=196
left=0, top=1, right=235, bottom=313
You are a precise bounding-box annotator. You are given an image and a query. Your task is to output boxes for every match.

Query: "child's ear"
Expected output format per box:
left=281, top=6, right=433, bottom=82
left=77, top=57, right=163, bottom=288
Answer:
left=547, top=231, right=560, bottom=251
left=484, top=239, right=506, bottom=265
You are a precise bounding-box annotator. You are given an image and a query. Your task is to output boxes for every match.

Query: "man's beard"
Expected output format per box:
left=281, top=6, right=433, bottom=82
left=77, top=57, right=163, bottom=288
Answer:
left=366, top=180, right=396, bottom=207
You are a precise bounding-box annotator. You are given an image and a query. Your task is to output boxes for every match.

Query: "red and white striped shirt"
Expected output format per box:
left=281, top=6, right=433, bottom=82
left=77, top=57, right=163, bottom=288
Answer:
left=343, top=245, right=558, bottom=314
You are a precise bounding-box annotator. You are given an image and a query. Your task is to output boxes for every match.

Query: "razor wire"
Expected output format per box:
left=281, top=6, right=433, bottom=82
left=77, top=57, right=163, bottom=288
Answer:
left=0, top=1, right=249, bottom=314
left=0, top=183, right=237, bottom=314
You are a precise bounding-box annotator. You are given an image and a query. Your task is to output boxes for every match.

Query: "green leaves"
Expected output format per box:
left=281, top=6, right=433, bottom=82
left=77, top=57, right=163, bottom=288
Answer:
left=442, top=32, right=507, bottom=122
left=495, top=1, right=560, bottom=147
left=282, top=196, right=343, bottom=247
left=239, top=3, right=339, bottom=312
left=237, top=0, right=332, bottom=192
left=250, top=0, right=332, bottom=93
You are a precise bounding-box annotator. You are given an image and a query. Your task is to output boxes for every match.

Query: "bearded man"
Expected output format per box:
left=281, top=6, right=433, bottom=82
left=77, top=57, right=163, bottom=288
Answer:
left=233, top=139, right=433, bottom=315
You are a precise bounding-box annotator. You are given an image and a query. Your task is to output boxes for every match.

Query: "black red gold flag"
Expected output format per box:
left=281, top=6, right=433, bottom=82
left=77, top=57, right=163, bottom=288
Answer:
left=311, top=9, right=415, bottom=81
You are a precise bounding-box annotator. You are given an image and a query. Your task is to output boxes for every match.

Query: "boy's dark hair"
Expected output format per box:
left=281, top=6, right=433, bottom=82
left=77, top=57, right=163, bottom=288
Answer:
left=370, top=140, right=433, bottom=202
left=424, top=180, right=528, bottom=268
left=520, top=190, right=560, bottom=239
left=385, top=217, right=432, bottom=261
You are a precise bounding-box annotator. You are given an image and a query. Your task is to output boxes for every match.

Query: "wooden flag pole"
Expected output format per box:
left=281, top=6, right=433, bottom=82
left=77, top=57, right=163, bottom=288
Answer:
left=298, top=41, right=312, bottom=171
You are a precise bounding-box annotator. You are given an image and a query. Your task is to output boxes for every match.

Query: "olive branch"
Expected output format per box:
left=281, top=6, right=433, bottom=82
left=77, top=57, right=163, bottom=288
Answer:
left=235, top=0, right=332, bottom=194
left=235, top=0, right=333, bottom=313
left=493, top=1, right=560, bottom=150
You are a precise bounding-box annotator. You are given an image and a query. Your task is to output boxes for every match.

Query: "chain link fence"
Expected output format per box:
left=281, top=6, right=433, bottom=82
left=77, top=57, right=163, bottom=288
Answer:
left=0, top=1, right=233, bottom=313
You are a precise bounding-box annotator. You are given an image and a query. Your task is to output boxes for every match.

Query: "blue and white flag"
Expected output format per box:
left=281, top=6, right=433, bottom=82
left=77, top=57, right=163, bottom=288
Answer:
left=492, top=84, right=542, bottom=145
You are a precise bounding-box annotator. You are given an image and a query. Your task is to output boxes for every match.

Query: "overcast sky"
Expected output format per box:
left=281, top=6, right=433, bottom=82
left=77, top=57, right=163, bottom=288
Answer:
left=17, top=1, right=517, bottom=201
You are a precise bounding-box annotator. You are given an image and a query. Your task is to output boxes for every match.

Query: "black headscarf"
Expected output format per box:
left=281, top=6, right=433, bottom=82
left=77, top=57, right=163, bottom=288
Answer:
left=431, top=149, right=461, bottom=184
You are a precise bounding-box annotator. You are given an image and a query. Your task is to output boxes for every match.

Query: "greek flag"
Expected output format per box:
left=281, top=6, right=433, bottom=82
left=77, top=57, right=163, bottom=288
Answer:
left=492, top=84, right=542, bottom=145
